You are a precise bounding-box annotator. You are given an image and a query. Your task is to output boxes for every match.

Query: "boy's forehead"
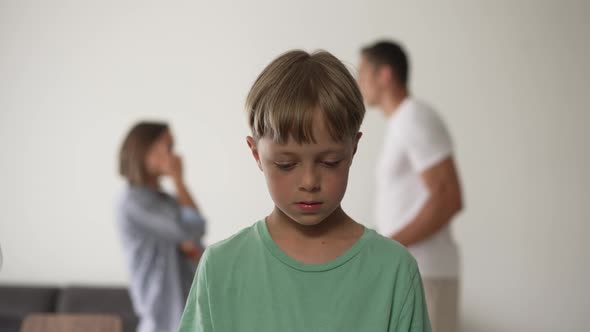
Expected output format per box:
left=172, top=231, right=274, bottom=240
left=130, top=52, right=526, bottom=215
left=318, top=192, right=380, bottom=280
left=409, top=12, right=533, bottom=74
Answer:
left=254, top=105, right=359, bottom=155
left=260, top=135, right=351, bottom=155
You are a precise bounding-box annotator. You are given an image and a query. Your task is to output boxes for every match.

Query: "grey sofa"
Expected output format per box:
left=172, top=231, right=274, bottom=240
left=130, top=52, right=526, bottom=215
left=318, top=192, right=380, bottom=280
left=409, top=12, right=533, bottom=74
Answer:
left=0, top=285, right=138, bottom=332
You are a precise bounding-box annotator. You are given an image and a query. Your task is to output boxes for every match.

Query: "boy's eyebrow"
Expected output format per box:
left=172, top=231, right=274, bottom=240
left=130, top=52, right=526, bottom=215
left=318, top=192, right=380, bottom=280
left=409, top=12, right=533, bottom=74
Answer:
left=275, top=152, right=298, bottom=157
left=274, top=149, right=346, bottom=157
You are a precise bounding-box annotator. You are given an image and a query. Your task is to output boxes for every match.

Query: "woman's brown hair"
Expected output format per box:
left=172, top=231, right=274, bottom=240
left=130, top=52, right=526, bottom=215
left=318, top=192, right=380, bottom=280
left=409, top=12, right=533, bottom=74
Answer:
left=119, top=121, right=168, bottom=185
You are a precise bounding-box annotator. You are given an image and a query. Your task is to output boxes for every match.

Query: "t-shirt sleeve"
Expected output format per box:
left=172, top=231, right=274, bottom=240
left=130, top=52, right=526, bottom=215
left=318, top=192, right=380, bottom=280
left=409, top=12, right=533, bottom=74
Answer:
left=401, top=105, right=453, bottom=173
left=391, top=270, right=432, bottom=332
left=178, top=250, right=213, bottom=332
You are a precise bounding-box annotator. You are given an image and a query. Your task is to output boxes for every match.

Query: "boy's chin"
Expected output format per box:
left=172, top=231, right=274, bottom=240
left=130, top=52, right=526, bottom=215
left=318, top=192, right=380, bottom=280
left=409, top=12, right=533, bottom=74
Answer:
left=292, top=216, right=325, bottom=227
left=276, top=205, right=344, bottom=227
left=273, top=205, right=342, bottom=227
left=287, top=212, right=332, bottom=227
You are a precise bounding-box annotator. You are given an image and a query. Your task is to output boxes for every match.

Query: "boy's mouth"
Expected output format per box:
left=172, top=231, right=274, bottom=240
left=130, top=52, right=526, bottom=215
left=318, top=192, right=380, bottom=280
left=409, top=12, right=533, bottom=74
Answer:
left=295, top=201, right=323, bottom=212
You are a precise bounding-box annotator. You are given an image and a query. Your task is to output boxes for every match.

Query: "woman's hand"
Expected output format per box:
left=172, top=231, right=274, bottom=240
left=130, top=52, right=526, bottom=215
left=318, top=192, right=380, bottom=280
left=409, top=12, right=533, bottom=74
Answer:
left=164, top=153, right=199, bottom=210
left=179, top=240, right=202, bottom=262
left=164, top=154, right=184, bottom=184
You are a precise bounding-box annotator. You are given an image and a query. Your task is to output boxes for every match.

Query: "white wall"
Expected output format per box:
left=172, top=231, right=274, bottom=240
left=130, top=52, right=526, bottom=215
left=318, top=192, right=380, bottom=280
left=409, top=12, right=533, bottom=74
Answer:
left=1, top=1, right=588, bottom=331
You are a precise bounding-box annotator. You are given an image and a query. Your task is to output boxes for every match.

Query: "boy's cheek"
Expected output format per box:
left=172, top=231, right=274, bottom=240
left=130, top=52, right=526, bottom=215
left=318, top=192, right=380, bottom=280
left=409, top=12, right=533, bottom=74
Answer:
left=267, top=181, right=293, bottom=206
left=324, top=171, right=350, bottom=191
left=266, top=172, right=293, bottom=190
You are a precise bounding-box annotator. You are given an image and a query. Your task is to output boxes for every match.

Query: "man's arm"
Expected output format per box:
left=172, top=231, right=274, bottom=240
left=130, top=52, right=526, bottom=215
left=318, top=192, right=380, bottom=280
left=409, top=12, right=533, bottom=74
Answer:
left=392, top=157, right=463, bottom=246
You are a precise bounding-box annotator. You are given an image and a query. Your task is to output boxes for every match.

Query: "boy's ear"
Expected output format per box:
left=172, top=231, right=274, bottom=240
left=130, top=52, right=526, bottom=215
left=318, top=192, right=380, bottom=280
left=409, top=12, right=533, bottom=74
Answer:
left=353, top=132, right=363, bottom=156
left=246, top=136, right=263, bottom=171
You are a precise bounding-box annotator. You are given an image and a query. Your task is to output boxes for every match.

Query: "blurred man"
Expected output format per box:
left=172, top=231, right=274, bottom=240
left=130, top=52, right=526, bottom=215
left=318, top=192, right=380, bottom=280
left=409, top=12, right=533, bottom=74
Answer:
left=358, top=40, right=463, bottom=332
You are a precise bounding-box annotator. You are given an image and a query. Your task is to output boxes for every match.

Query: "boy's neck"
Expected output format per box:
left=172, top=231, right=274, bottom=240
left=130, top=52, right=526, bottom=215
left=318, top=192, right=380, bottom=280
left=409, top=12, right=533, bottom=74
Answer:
left=265, top=207, right=364, bottom=265
left=267, top=207, right=356, bottom=239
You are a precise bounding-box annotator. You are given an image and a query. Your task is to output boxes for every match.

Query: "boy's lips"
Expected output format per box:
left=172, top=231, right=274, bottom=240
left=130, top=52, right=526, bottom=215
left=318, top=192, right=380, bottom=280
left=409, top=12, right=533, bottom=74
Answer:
left=295, top=201, right=323, bottom=212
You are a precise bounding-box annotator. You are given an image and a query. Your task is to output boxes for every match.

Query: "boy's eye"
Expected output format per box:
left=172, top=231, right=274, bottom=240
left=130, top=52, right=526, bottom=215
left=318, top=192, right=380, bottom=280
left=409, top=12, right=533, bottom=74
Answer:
left=274, top=162, right=296, bottom=170
left=321, top=160, right=342, bottom=168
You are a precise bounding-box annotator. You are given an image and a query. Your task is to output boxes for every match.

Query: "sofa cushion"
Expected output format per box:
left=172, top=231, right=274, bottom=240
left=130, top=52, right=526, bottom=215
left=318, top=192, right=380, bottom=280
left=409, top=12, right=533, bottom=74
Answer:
left=0, top=313, right=22, bottom=332
left=0, top=286, right=58, bottom=316
left=56, top=286, right=138, bottom=332
left=0, top=286, right=59, bottom=332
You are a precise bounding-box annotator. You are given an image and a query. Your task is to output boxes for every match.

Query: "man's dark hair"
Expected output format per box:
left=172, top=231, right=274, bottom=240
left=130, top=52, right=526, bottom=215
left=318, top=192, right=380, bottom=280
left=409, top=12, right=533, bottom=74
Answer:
left=361, top=40, right=409, bottom=86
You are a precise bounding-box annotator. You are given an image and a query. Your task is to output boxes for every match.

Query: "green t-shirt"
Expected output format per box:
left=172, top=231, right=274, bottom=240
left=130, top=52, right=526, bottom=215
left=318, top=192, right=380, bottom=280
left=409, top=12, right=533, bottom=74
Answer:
left=178, top=220, right=431, bottom=332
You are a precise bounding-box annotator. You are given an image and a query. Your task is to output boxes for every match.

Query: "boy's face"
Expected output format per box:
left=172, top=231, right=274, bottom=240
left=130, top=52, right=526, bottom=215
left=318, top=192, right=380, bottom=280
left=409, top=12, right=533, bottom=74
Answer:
left=247, top=112, right=361, bottom=227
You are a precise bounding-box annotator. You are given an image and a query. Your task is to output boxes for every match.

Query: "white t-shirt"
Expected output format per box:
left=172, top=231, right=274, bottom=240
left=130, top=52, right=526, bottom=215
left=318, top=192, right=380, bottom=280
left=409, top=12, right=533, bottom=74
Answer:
left=375, top=97, right=459, bottom=278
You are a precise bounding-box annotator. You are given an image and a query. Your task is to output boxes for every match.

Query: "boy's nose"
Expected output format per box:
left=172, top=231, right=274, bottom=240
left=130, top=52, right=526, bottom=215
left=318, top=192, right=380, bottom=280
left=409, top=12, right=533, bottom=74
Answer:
left=299, top=167, right=320, bottom=192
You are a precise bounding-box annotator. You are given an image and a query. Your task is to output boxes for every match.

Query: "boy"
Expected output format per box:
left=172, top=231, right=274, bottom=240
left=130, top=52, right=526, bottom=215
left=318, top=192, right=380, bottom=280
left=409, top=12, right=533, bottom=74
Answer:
left=178, top=50, right=431, bottom=332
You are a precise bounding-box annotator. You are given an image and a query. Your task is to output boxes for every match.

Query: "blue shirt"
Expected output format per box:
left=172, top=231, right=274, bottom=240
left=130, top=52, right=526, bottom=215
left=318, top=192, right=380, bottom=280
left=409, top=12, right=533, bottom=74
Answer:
left=117, top=185, right=206, bottom=332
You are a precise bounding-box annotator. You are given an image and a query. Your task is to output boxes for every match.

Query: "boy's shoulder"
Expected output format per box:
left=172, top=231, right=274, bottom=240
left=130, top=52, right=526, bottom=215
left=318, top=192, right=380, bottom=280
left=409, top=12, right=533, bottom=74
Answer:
left=363, top=228, right=420, bottom=275
left=201, top=222, right=262, bottom=264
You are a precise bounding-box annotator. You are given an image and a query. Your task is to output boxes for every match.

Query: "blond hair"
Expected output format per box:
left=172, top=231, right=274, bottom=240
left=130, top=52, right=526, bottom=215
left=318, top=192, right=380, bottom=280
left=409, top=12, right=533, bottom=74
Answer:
left=246, top=50, right=365, bottom=144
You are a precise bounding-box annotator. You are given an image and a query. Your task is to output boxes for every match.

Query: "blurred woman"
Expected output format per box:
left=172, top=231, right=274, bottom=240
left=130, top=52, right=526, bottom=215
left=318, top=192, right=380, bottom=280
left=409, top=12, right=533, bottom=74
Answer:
left=117, top=121, right=206, bottom=332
